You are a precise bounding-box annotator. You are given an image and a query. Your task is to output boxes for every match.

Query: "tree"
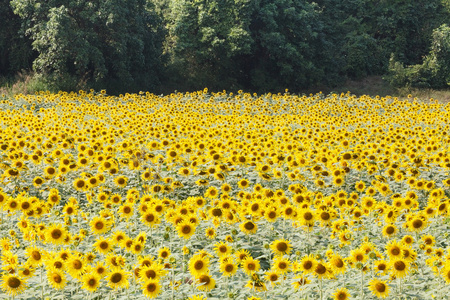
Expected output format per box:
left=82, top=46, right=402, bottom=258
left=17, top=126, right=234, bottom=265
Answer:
left=0, top=0, right=33, bottom=77
left=10, top=0, right=164, bottom=92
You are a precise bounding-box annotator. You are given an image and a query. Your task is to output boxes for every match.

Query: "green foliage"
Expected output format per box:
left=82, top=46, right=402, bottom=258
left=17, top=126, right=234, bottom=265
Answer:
left=165, top=0, right=253, bottom=90
left=0, top=0, right=34, bottom=76
left=2, top=0, right=450, bottom=93
left=386, top=24, right=450, bottom=89
left=165, top=0, right=324, bottom=92
left=10, top=0, right=164, bottom=93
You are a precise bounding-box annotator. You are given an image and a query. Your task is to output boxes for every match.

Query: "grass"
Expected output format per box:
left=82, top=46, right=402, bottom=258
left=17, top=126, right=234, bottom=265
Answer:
left=325, top=76, right=450, bottom=103
left=1, top=73, right=449, bottom=102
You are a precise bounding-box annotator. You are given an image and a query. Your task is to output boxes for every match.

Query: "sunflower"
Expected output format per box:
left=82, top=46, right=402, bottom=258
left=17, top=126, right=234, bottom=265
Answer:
left=238, top=179, right=250, bottom=189
left=368, top=279, right=390, bottom=298
left=44, top=166, right=57, bottom=178
left=94, top=237, right=113, bottom=254
left=158, top=247, right=171, bottom=260
left=214, top=241, right=232, bottom=258
left=73, top=178, right=88, bottom=191
left=329, top=254, right=347, bottom=275
left=46, top=269, right=66, bottom=290
left=131, top=242, right=145, bottom=255
left=204, top=186, right=219, bottom=198
left=382, top=224, right=397, bottom=238
left=291, top=275, right=310, bottom=289
left=298, top=254, right=317, bottom=274
left=333, top=287, right=351, bottom=300
left=235, top=249, right=251, bottom=263
left=90, top=262, right=107, bottom=278
left=313, top=262, right=332, bottom=279
left=45, top=224, right=67, bottom=245
left=25, top=246, right=44, bottom=267
left=441, top=263, right=450, bottom=284
left=107, top=268, right=129, bottom=290
left=389, top=258, right=410, bottom=278
left=81, top=273, right=101, bottom=292
left=245, top=273, right=267, bottom=292
left=142, top=279, right=162, bottom=298
left=195, top=273, right=216, bottom=291
left=264, top=269, right=280, bottom=286
left=114, top=176, right=128, bottom=188
left=1, top=274, right=27, bottom=296
left=374, top=260, right=388, bottom=275
left=90, top=216, right=111, bottom=235
left=242, top=257, right=260, bottom=275
left=139, top=263, right=167, bottom=282
left=386, top=240, right=403, bottom=259
left=141, top=211, right=161, bottom=228
left=220, top=259, right=237, bottom=277
left=18, top=263, right=35, bottom=279
left=66, top=255, right=86, bottom=279
left=204, top=227, right=217, bottom=239
left=33, top=176, right=45, bottom=187
left=273, top=256, right=291, bottom=274
left=118, top=204, right=134, bottom=219
left=270, top=239, right=292, bottom=256
left=408, top=216, right=427, bottom=232
left=240, top=220, right=258, bottom=235
left=189, top=254, right=210, bottom=278
left=176, top=220, right=196, bottom=239
left=355, top=181, right=366, bottom=192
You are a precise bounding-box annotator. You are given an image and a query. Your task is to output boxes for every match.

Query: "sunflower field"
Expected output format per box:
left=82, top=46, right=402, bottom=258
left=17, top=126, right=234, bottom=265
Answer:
left=0, top=90, right=450, bottom=300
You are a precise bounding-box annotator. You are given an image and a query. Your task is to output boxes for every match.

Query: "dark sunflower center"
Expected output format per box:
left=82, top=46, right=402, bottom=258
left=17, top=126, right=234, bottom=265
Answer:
left=111, top=273, right=122, bottom=283
left=146, top=270, right=156, bottom=279
left=412, top=219, right=423, bottom=228
left=386, top=226, right=395, bottom=234
left=244, top=222, right=255, bottom=230
left=335, top=259, right=344, bottom=268
left=8, top=277, right=21, bottom=288
left=53, top=274, right=62, bottom=283
left=225, top=264, right=234, bottom=272
left=52, top=229, right=62, bottom=239
left=375, top=282, right=386, bottom=292
left=394, top=261, right=406, bottom=271
left=320, top=212, right=330, bottom=221
left=199, top=275, right=210, bottom=284
left=181, top=225, right=191, bottom=234
left=276, top=242, right=288, bottom=252
left=88, top=278, right=97, bottom=286
left=32, top=251, right=41, bottom=261
left=315, top=264, right=326, bottom=274
left=303, top=261, right=312, bottom=270
left=304, top=212, right=313, bottom=220
left=146, top=283, right=156, bottom=292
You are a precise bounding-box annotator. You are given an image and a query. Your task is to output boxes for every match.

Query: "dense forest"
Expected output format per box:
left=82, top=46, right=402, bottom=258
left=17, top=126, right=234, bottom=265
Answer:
left=1, top=0, right=449, bottom=94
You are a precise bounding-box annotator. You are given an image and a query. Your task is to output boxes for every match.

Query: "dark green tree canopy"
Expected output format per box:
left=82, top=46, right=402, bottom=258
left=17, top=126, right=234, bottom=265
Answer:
left=10, top=0, right=164, bottom=92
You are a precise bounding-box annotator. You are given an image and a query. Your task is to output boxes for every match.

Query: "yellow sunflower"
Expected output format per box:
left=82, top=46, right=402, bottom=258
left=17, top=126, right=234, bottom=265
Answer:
left=47, top=269, right=66, bottom=290
left=1, top=274, right=27, bottom=296
left=195, top=273, right=216, bottom=291
left=270, top=239, right=292, bottom=256
left=368, top=279, right=390, bottom=298
left=142, top=279, right=162, bottom=298
left=189, top=254, right=210, bottom=278
left=81, top=273, right=101, bottom=292
left=106, top=268, right=129, bottom=290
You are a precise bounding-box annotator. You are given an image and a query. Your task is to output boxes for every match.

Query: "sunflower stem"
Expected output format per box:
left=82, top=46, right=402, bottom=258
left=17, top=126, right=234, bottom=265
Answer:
left=40, top=266, right=44, bottom=300
left=319, top=278, right=323, bottom=300
left=360, top=269, right=364, bottom=300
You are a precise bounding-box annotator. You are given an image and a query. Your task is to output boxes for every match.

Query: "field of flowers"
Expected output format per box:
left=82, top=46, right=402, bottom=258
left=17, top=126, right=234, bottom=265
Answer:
left=0, top=90, right=449, bottom=299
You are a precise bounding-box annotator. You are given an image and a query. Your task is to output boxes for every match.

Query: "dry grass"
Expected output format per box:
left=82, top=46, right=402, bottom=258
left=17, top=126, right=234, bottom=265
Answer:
left=330, top=76, right=450, bottom=103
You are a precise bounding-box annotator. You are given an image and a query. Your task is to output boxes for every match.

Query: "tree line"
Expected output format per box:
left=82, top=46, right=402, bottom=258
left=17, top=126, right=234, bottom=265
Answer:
left=1, top=0, right=449, bottom=94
